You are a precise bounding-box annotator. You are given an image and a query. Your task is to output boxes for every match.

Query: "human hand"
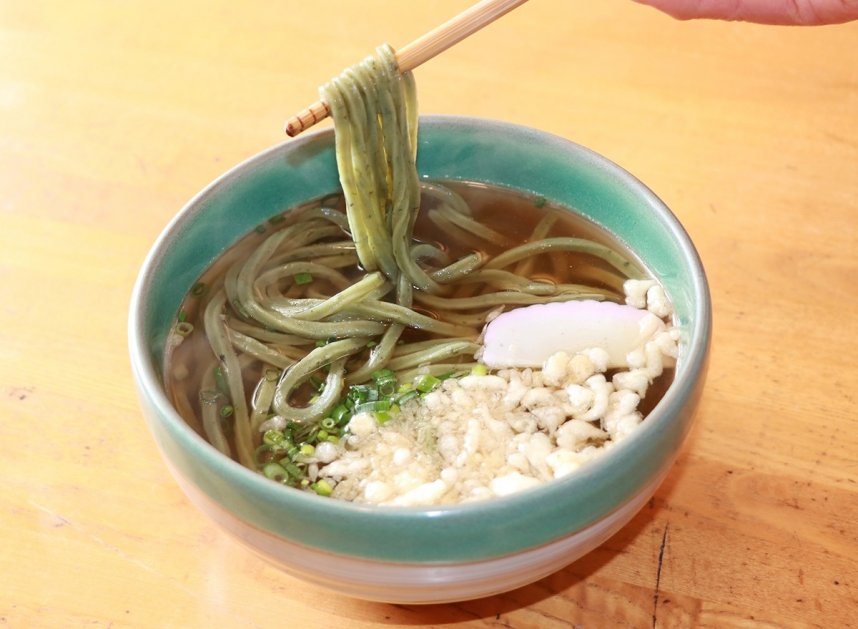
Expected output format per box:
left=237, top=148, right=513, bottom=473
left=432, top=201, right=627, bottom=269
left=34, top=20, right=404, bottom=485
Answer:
left=633, top=0, right=858, bottom=25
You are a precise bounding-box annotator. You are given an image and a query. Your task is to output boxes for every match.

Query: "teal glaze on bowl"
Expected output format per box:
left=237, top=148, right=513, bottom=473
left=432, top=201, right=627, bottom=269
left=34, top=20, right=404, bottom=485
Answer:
left=129, top=116, right=711, bottom=567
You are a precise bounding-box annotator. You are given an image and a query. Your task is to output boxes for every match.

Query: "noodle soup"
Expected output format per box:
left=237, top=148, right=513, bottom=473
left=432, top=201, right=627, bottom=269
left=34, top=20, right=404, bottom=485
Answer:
left=164, top=181, right=677, bottom=505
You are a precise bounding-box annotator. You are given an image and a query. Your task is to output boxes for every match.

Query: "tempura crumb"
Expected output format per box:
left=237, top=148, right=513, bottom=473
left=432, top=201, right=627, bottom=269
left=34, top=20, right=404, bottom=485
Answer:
left=319, top=284, right=678, bottom=506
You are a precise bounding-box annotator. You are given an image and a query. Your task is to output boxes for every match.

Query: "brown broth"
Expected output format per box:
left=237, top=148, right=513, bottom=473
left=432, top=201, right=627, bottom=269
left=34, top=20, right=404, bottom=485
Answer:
left=164, top=180, right=671, bottom=447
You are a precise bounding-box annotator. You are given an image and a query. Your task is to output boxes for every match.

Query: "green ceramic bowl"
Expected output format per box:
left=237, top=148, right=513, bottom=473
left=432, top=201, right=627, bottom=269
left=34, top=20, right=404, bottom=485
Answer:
left=129, top=116, right=711, bottom=603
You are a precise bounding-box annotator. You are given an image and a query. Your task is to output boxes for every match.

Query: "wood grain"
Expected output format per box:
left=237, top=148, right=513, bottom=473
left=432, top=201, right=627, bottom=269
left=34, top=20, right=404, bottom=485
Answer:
left=1, top=1, right=857, bottom=627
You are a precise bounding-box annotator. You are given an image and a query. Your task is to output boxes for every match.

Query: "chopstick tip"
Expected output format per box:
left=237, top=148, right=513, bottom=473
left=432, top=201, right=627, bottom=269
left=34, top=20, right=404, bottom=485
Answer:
left=284, top=100, right=331, bottom=138
left=284, top=119, right=301, bottom=137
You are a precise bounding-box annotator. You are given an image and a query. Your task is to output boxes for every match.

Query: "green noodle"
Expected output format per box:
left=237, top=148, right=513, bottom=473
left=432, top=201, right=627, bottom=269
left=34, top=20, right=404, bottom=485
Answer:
left=203, top=291, right=253, bottom=467
left=186, top=43, right=642, bottom=466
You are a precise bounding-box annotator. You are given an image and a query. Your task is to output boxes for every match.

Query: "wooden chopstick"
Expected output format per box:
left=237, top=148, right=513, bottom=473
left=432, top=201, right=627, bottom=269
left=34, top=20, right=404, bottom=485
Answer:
left=283, top=0, right=530, bottom=137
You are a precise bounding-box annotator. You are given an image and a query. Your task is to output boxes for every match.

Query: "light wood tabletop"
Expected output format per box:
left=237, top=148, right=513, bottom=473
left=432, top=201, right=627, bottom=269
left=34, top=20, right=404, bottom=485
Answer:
left=2, top=1, right=857, bottom=627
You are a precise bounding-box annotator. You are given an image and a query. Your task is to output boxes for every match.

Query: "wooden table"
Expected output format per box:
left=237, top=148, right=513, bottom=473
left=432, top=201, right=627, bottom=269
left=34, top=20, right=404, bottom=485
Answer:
left=2, top=1, right=856, bottom=626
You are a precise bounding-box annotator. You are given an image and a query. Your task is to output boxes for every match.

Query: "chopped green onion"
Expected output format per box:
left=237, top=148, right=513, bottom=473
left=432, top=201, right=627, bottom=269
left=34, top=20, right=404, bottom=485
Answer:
left=294, top=272, right=314, bottom=286
left=262, top=462, right=287, bottom=481
left=471, top=364, right=489, bottom=377
left=219, top=405, right=234, bottom=418
left=395, top=389, right=420, bottom=406
left=354, top=400, right=391, bottom=415
left=268, top=214, right=286, bottom=225
left=534, top=196, right=547, bottom=208
left=263, top=430, right=287, bottom=447
left=175, top=321, right=194, bottom=337
left=348, top=385, right=372, bottom=404
left=371, top=368, right=397, bottom=396
left=256, top=363, right=477, bottom=493
left=332, top=404, right=351, bottom=426
left=311, top=479, right=333, bottom=497
left=280, top=460, right=304, bottom=479
left=214, top=367, right=228, bottom=395
left=254, top=444, right=276, bottom=465
left=177, top=310, right=188, bottom=323
left=254, top=224, right=267, bottom=234
left=366, top=340, right=378, bottom=348
left=371, top=368, right=395, bottom=382
left=415, top=374, right=442, bottom=393
left=191, top=281, right=208, bottom=297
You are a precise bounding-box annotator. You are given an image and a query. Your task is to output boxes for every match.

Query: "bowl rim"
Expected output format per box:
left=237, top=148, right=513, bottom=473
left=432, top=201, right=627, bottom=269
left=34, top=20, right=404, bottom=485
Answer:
left=129, top=114, right=711, bottom=562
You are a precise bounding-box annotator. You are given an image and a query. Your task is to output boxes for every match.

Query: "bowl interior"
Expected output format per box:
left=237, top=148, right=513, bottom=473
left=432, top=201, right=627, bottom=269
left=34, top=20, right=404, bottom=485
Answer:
left=130, top=115, right=710, bottom=563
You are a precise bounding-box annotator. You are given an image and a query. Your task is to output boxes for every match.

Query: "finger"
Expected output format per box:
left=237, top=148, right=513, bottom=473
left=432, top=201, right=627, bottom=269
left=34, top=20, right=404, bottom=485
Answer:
left=634, top=0, right=858, bottom=25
